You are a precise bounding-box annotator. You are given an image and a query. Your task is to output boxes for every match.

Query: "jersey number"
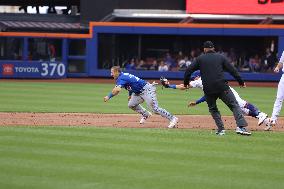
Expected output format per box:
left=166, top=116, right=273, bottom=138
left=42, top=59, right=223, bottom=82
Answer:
left=124, top=73, right=140, bottom=81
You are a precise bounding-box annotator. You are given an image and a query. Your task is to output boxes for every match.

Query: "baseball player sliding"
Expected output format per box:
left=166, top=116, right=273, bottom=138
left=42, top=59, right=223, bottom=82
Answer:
left=266, top=50, right=284, bottom=130
left=104, top=66, right=178, bottom=128
left=160, top=70, right=269, bottom=128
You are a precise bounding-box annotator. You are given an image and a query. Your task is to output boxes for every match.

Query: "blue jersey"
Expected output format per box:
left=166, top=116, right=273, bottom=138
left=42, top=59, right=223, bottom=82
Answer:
left=116, top=72, right=147, bottom=94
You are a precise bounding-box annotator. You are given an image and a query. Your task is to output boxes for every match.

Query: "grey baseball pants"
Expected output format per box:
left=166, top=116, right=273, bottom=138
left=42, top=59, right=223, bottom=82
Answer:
left=128, top=83, right=174, bottom=120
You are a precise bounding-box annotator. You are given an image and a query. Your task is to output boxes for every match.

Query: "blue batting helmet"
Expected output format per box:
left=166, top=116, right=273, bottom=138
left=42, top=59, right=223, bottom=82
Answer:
left=190, top=70, right=201, bottom=80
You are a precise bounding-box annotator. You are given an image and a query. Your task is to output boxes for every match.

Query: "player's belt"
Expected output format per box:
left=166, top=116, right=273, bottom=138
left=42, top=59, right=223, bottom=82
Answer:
left=135, top=83, right=148, bottom=94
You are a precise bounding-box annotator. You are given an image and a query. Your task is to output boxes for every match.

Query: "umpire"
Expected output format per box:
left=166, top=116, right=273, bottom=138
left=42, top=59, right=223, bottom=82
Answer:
left=184, top=41, right=251, bottom=135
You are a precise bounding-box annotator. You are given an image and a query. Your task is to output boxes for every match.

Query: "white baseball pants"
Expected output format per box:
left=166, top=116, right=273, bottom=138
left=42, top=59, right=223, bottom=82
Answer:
left=271, top=74, right=284, bottom=122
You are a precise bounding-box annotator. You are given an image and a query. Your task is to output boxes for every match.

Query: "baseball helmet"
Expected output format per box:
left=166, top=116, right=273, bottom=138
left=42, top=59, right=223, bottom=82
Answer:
left=190, top=70, right=201, bottom=80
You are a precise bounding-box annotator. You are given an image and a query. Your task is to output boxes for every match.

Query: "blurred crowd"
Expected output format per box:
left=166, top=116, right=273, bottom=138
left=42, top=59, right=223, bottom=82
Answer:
left=122, top=47, right=278, bottom=73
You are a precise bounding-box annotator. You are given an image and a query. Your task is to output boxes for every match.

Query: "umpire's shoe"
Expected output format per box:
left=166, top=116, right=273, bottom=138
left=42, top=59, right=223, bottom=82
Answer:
left=215, top=130, right=226, bottom=136
left=236, top=127, right=251, bottom=136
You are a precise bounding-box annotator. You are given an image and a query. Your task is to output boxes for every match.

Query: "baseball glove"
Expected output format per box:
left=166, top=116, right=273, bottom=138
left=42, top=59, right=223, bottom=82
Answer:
left=160, top=76, right=170, bottom=88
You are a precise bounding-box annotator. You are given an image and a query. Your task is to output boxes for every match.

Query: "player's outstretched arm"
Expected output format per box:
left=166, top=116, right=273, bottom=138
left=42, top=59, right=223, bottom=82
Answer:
left=165, top=83, right=189, bottom=90
left=160, top=76, right=190, bottom=90
left=176, top=84, right=189, bottom=90
left=188, top=96, right=206, bottom=107
left=104, top=86, right=122, bottom=102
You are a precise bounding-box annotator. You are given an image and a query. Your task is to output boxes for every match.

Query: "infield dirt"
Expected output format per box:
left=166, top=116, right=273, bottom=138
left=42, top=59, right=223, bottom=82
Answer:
left=1, top=78, right=282, bottom=132
left=1, top=112, right=283, bottom=132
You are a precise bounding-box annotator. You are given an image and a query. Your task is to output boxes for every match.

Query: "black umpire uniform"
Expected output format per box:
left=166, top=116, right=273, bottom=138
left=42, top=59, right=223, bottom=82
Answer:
left=184, top=41, right=248, bottom=133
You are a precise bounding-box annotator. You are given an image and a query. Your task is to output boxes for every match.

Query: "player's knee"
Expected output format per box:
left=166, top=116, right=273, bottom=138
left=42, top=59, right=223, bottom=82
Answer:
left=128, top=103, right=136, bottom=110
left=276, top=97, right=283, bottom=103
left=241, top=108, right=250, bottom=116
left=152, top=106, right=160, bottom=114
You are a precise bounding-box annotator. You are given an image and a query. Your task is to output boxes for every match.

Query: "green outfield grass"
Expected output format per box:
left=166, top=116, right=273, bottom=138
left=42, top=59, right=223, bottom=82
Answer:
left=0, top=81, right=281, bottom=116
left=0, top=81, right=283, bottom=189
left=0, top=126, right=283, bottom=189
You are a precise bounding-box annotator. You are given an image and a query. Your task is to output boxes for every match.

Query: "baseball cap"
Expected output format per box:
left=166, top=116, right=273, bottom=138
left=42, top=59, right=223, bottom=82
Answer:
left=190, top=70, right=201, bottom=80
left=203, top=41, right=214, bottom=48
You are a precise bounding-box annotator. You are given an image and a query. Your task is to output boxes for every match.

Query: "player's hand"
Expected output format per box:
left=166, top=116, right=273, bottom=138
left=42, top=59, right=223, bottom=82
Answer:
left=188, top=101, right=197, bottom=107
left=128, top=96, right=131, bottom=101
left=152, top=81, right=158, bottom=86
left=179, top=84, right=187, bottom=90
left=240, top=83, right=246, bottom=88
left=184, top=84, right=189, bottom=89
left=104, top=96, right=109, bottom=102
left=274, top=67, right=280, bottom=73
left=165, top=81, right=170, bottom=85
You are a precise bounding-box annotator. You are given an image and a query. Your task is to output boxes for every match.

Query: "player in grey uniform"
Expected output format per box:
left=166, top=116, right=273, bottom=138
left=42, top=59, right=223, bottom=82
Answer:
left=104, top=66, right=178, bottom=128
left=266, top=50, right=284, bottom=130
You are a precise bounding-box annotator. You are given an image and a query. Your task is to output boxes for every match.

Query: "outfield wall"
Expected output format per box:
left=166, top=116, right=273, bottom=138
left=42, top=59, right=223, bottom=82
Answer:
left=0, top=22, right=284, bottom=81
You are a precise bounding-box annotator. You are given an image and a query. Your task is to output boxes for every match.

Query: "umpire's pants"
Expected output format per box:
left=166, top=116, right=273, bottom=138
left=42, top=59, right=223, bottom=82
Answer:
left=205, top=89, right=248, bottom=132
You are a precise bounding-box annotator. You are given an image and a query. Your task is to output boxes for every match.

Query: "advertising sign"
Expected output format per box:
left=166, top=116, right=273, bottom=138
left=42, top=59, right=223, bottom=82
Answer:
left=0, top=61, right=67, bottom=78
left=186, top=0, right=284, bottom=15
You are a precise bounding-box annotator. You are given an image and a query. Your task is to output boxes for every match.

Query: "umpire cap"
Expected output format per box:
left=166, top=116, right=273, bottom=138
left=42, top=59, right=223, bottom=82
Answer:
left=203, top=41, right=214, bottom=48
left=190, top=70, right=201, bottom=80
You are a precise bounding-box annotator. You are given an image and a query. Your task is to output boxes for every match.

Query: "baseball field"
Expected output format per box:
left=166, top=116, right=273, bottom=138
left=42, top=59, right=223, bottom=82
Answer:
left=0, top=80, right=284, bottom=189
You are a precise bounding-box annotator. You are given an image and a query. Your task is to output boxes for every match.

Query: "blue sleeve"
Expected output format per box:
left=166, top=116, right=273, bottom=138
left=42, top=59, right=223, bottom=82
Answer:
left=128, top=90, right=133, bottom=96
left=116, top=78, right=127, bottom=88
left=196, top=96, right=206, bottom=104
left=169, top=84, right=176, bottom=89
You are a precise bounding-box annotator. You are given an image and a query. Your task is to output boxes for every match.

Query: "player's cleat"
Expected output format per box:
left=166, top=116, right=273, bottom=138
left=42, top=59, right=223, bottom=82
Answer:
left=215, top=130, right=226, bottom=136
left=257, top=112, right=268, bottom=126
left=236, top=127, right=251, bottom=136
left=168, top=117, right=178, bottom=128
left=139, top=112, right=152, bottom=124
left=264, top=118, right=276, bottom=131
left=263, top=117, right=270, bottom=126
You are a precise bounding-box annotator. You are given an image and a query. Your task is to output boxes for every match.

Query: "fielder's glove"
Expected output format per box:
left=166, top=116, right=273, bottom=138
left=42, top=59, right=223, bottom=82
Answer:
left=160, top=76, right=170, bottom=88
